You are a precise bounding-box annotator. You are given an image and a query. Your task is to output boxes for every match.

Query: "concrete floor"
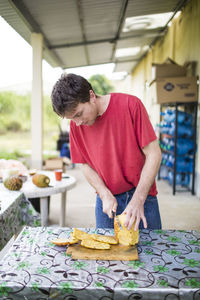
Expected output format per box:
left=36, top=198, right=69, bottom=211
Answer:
left=49, top=165, right=200, bottom=230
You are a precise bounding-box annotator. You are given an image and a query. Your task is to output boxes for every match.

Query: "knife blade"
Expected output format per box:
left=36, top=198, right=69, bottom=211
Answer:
left=113, top=211, right=123, bottom=229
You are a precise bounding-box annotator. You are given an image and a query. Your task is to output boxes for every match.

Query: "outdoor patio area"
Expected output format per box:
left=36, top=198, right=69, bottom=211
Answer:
left=49, top=165, right=200, bottom=230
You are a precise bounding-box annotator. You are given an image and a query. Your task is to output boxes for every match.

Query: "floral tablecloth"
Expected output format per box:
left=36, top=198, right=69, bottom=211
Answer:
left=0, top=191, right=41, bottom=250
left=0, top=227, right=200, bottom=299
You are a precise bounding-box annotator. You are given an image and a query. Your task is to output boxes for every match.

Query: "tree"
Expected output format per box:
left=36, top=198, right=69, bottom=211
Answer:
left=88, top=74, right=113, bottom=95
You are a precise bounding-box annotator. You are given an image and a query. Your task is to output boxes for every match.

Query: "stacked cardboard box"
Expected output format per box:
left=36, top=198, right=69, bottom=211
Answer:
left=43, top=157, right=64, bottom=171
left=150, top=59, right=198, bottom=104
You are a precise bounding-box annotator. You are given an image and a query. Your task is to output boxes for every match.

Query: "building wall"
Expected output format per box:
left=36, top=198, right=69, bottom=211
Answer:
left=129, top=0, right=200, bottom=195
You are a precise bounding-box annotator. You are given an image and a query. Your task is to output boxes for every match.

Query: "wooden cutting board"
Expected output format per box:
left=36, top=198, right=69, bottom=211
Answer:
left=67, top=242, right=138, bottom=261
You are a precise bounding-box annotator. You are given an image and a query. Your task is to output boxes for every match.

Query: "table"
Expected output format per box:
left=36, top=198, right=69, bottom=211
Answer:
left=0, top=227, right=200, bottom=299
left=21, top=171, right=76, bottom=227
left=0, top=191, right=40, bottom=251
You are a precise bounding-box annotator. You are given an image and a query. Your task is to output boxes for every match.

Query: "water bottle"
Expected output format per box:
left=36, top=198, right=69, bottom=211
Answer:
left=169, top=139, right=194, bottom=155
left=168, top=171, right=190, bottom=186
left=166, top=155, right=193, bottom=172
left=168, top=123, right=194, bottom=138
left=159, top=165, right=169, bottom=180
left=163, top=109, right=193, bottom=125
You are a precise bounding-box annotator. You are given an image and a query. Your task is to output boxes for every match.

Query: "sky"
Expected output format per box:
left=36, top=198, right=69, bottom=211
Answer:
left=0, top=16, right=124, bottom=94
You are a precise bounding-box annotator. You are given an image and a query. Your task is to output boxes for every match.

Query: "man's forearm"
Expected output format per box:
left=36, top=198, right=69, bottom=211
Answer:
left=81, top=163, right=110, bottom=198
left=133, top=140, right=162, bottom=203
left=123, top=140, right=161, bottom=230
left=81, top=163, right=117, bottom=218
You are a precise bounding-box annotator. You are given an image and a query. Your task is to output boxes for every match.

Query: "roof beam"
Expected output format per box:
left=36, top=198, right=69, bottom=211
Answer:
left=61, top=58, right=139, bottom=70
left=76, top=0, right=90, bottom=65
left=110, top=0, right=129, bottom=61
left=49, top=28, right=164, bottom=49
left=9, top=0, right=65, bottom=67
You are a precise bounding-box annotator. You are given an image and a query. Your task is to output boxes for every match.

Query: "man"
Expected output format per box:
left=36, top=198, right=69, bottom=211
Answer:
left=51, top=73, right=162, bottom=231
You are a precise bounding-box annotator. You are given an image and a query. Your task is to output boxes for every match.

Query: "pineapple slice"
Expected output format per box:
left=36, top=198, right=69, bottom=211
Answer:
left=81, top=238, right=111, bottom=250
left=91, top=234, right=118, bottom=244
left=51, top=233, right=78, bottom=246
left=73, top=228, right=91, bottom=240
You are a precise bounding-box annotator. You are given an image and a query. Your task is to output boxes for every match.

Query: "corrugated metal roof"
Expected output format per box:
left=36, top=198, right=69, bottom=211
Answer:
left=0, top=0, right=190, bottom=72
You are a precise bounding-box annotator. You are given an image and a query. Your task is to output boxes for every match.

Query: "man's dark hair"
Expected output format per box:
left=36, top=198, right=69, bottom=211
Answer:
left=51, top=73, right=94, bottom=117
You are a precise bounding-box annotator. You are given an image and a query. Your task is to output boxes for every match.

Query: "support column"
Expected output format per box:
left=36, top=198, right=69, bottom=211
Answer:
left=31, top=33, right=43, bottom=169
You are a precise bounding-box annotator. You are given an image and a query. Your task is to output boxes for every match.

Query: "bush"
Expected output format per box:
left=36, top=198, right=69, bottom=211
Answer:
left=0, top=120, right=7, bottom=134
left=88, top=74, right=113, bottom=95
left=0, top=91, right=60, bottom=133
left=0, top=92, right=14, bottom=114
left=0, top=150, right=24, bottom=160
left=6, top=121, right=22, bottom=131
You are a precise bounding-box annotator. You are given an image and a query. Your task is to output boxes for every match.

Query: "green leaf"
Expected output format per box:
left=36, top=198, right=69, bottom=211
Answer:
left=167, top=250, right=181, bottom=256
left=22, top=230, right=29, bottom=236
left=141, top=241, right=154, bottom=246
left=144, top=249, right=153, bottom=255
left=34, top=220, right=41, bottom=226
left=36, top=267, right=50, bottom=274
left=122, top=280, right=139, bottom=289
left=97, top=266, right=110, bottom=274
left=95, top=281, right=104, bottom=287
left=72, top=261, right=88, bottom=269
left=17, top=261, right=32, bottom=270
left=158, top=279, right=168, bottom=287
left=155, top=230, right=166, bottom=234
left=189, top=240, right=200, bottom=245
left=185, top=278, right=200, bottom=288
left=59, top=282, right=73, bottom=294
left=153, top=265, right=169, bottom=272
left=0, top=282, right=11, bottom=296
left=167, top=236, right=181, bottom=243
left=31, top=282, right=40, bottom=292
left=183, top=259, right=200, bottom=268
left=128, top=260, right=144, bottom=269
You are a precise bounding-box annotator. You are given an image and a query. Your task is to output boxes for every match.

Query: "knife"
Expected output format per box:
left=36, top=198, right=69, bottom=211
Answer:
left=113, top=211, right=123, bottom=229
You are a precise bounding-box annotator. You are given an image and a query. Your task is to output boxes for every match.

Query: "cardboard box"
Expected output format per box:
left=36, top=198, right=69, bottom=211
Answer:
left=152, top=62, right=186, bottom=81
left=43, top=158, right=64, bottom=170
left=150, top=76, right=198, bottom=104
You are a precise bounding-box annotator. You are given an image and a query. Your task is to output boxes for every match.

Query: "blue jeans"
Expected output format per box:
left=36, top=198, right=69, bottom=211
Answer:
left=95, top=187, right=162, bottom=229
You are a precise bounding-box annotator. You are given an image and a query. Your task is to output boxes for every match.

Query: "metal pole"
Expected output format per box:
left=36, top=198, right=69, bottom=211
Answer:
left=173, top=104, right=178, bottom=195
left=192, top=102, right=197, bottom=195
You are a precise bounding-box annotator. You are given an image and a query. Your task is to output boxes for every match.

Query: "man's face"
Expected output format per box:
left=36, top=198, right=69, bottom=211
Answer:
left=64, top=94, right=98, bottom=126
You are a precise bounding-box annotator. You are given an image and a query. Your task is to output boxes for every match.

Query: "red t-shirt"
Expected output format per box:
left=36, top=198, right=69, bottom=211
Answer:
left=70, top=93, right=157, bottom=196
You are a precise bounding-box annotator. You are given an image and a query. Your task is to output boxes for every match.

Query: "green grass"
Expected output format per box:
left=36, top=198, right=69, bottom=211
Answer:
left=0, top=130, right=60, bottom=156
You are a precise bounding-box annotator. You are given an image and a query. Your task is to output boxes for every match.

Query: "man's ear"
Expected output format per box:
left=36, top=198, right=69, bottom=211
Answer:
left=89, top=90, right=96, bottom=103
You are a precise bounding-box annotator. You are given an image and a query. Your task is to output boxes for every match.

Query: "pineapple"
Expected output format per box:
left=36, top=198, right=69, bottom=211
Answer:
left=3, top=176, right=23, bottom=191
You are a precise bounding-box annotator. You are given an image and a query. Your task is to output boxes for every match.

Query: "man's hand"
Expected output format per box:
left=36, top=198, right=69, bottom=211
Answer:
left=123, top=198, right=147, bottom=231
left=81, top=163, right=118, bottom=219
left=122, top=140, right=161, bottom=231
left=100, top=190, right=117, bottom=219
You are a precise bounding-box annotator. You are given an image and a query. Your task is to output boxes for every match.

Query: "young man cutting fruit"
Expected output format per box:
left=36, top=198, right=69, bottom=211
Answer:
left=51, top=73, right=162, bottom=231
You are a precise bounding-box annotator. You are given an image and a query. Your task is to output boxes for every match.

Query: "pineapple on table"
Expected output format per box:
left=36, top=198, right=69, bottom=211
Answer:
left=3, top=176, right=23, bottom=191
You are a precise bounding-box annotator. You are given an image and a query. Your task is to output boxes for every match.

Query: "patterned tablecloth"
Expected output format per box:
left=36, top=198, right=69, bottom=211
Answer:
left=0, top=191, right=41, bottom=250
left=0, top=227, right=200, bottom=300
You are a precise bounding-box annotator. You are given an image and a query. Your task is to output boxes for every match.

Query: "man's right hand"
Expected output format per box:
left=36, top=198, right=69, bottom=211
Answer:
left=100, top=190, right=117, bottom=219
left=81, top=163, right=117, bottom=218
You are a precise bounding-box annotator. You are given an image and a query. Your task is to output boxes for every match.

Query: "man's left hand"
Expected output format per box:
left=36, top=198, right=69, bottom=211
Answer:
left=123, top=199, right=147, bottom=231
